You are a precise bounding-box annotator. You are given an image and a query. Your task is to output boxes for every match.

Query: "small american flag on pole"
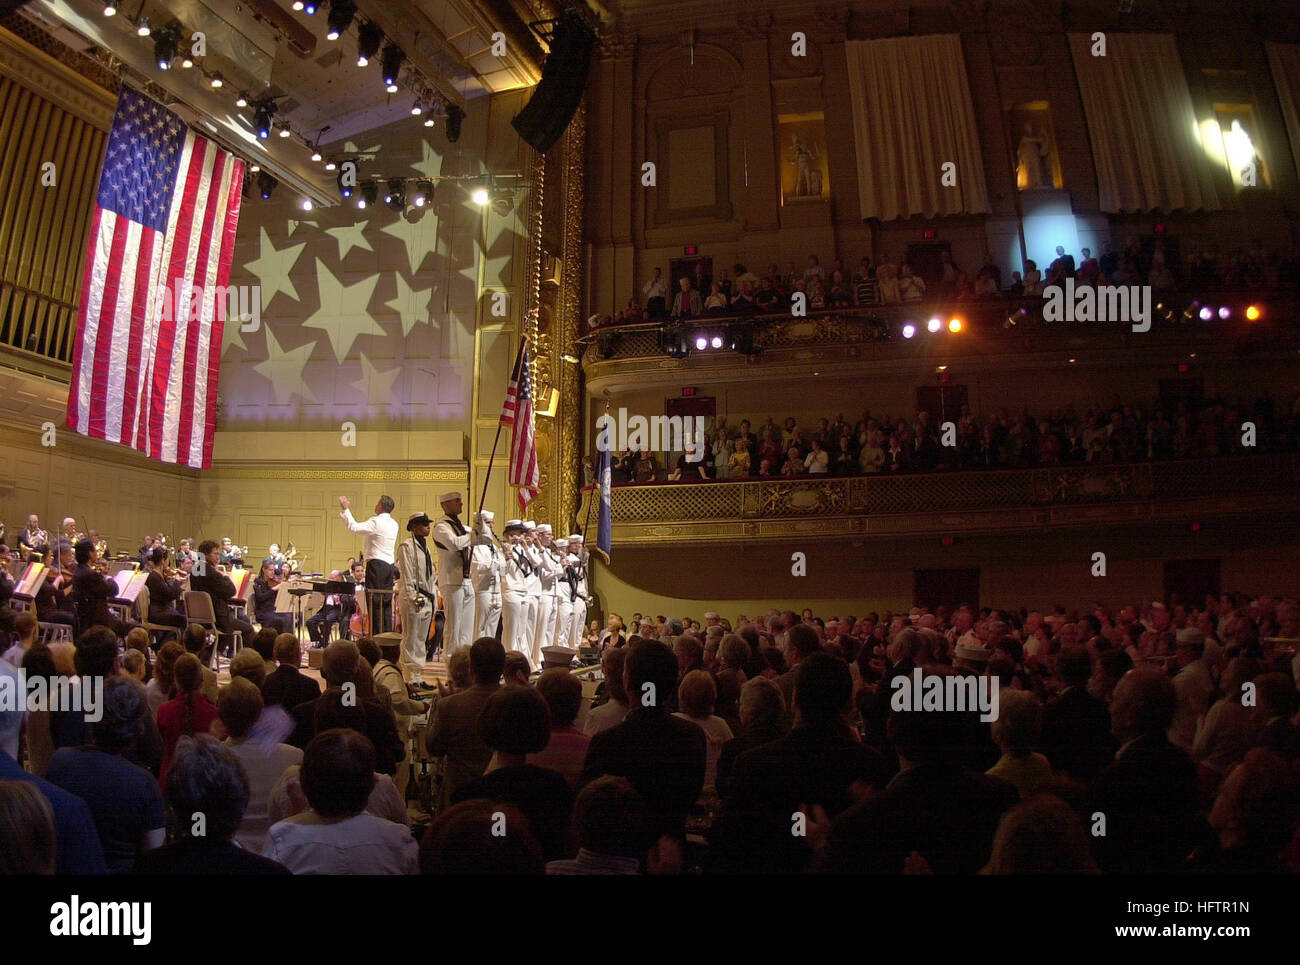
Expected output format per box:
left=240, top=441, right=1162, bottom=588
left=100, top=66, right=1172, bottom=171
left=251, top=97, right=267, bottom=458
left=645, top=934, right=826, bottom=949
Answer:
left=66, top=88, right=244, bottom=470
left=500, top=339, right=539, bottom=510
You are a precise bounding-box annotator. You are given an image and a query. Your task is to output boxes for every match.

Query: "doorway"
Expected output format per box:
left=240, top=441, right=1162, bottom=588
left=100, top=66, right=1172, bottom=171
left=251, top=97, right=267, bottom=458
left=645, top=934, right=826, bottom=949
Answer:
left=914, top=568, right=980, bottom=611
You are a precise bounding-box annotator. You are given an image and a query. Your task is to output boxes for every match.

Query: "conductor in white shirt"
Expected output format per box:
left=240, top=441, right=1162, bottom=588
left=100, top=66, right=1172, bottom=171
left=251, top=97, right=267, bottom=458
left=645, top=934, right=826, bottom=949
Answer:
left=338, top=494, right=398, bottom=633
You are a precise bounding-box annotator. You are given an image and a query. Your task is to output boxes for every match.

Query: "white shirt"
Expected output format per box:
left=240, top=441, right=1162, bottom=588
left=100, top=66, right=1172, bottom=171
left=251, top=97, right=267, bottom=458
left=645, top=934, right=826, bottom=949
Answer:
left=264, top=811, right=418, bottom=874
left=341, top=510, right=398, bottom=564
left=227, top=739, right=303, bottom=855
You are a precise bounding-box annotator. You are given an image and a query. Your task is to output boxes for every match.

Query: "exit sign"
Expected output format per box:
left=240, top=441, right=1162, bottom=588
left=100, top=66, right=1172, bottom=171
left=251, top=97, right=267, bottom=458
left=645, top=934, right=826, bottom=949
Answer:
left=684, top=245, right=698, bottom=255
left=923, top=229, right=936, bottom=240
left=682, top=386, right=696, bottom=396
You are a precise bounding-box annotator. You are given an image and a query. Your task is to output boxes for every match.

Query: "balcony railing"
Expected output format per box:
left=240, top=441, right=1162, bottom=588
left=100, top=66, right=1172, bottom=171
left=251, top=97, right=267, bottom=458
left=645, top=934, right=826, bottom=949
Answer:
left=576, top=453, right=1299, bottom=544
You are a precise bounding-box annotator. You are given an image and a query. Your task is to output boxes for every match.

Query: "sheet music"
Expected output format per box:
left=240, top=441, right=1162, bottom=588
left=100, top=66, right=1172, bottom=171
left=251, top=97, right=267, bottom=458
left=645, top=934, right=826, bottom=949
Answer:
left=15, top=563, right=48, bottom=597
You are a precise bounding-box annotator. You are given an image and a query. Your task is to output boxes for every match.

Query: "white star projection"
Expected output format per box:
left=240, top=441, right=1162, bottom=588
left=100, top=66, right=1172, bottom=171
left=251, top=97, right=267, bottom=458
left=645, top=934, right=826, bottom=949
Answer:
left=384, top=270, right=432, bottom=337
left=243, top=227, right=306, bottom=309
left=254, top=325, right=320, bottom=405
left=411, top=137, right=443, bottom=179
left=350, top=352, right=404, bottom=406
left=379, top=209, right=436, bottom=277
left=300, top=258, right=385, bottom=364
left=326, top=220, right=375, bottom=261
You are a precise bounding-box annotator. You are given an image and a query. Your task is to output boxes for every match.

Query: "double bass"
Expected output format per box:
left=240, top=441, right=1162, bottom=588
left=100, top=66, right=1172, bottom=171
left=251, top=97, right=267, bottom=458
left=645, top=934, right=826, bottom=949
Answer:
left=349, top=585, right=370, bottom=637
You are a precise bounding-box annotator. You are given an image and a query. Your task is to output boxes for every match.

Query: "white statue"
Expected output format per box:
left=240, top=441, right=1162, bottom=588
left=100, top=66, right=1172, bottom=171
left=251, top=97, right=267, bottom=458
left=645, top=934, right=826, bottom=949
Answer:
left=1016, top=122, right=1050, bottom=190
left=790, top=135, right=822, bottom=197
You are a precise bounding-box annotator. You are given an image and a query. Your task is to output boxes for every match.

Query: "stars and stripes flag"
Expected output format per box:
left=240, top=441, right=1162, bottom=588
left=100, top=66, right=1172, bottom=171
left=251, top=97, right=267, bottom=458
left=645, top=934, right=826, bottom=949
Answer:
left=66, top=87, right=245, bottom=470
left=500, top=338, right=539, bottom=509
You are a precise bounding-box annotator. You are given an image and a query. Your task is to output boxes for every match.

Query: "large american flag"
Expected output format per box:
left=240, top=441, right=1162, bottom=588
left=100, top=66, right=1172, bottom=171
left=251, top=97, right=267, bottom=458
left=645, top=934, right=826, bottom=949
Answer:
left=66, top=88, right=245, bottom=469
left=500, top=339, right=539, bottom=510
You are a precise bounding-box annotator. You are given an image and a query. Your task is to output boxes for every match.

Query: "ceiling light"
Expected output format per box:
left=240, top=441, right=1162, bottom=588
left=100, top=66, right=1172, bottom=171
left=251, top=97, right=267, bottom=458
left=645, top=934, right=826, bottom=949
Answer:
left=181, top=52, right=194, bottom=68
left=254, top=103, right=274, bottom=140
left=357, top=180, right=377, bottom=209
left=300, top=198, right=313, bottom=211
left=292, top=1, right=304, bottom=9
left=471, top=186, right=489, bottom=206
left=412, top=180, right=433, bottom=206
left=209, top=72, right=223, bottom=89
left=103, top=2, right=117, bottom=16
left=411, top=102, right=422, bottom=115
left=356, top=21, right=382, bottom=66
left=381, top=44, right=403, bottom=88
left=136, top=18, right=151, bottom=36
left=695, top=336, right=707, bottom=351
left=326, top=1, right=355, bottom=41
left=902, top=323, right=915, bottom=339
left=423, top=116, right=435, bottom=127
left=927, top=317, right=942, bottom=333
left=235, top=92, right=248, bottom=107
left=258, top=171, right=277, bottom=200
left=278, top=123, right=291, bottom=138
left=384, top=177, right=405, bottom=210
left=324, top=159, right=337, bottom=171
left=249, top=163, right=260, bottom=173
left=303, top=1, right=318, bottom=14
left=153, top=29, right=177, bottom=70
left=311, top=148, right=323, bottom=162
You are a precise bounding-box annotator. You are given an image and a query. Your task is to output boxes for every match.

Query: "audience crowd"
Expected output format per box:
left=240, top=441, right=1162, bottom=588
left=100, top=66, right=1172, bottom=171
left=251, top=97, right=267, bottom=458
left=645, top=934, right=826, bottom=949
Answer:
left=1, top=584, right=1297, bottom=875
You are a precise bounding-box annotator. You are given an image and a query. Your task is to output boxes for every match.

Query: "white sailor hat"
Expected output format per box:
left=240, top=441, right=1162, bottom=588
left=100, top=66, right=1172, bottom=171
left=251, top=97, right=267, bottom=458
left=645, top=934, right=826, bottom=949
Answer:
left=568, top=533, right=583, bottom=542
left=438, top=491, right=462, bottom=504
left=538, top=523, right=552, bottom=534
left=555, top=537, right=569, bottom=547
left=523, top=520, right=537, bottom=530
left=504, top=519, right=526, bottom=533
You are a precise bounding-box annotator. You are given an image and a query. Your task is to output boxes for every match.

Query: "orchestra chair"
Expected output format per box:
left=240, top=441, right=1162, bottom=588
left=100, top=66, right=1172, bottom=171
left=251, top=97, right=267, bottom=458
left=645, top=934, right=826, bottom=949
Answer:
left=182, top=590, right=242, bottom=671
left=37, top=622, right=72, bottom=645
left=135, top=586, right=181, bottom=646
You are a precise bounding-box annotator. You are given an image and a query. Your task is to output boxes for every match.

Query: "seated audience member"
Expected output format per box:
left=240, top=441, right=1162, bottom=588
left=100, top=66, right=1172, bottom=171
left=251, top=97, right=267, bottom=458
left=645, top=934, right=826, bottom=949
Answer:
left=419, top=800, right=544, bottom=875
left=1169, top=629, right=1215, bottom=751
left=146, top=641, right=184, bottom=716
left=135, top=735, right=290, bottom=875
left=0, top=780, right=58, bottom=873
left=180, top=624, right=220, bottom=704
left=1086, top=669, right=1212, bottom=874
left=584, top=647, right=630, bottom=736
left=45, top=677, right=166, bottom=873
left=1199, top=747, right=1300, bottom=873
left=530, top=669, right=591, bottom=788
left=1, top=611, right=38, bottom=666
left=1254, top=673, right=1300, bottom=760
left=262, top=633, right=322, bottom=709
left=504, top=651, right=532, bottom=685
left=1040, top=646, right=1115, bottom=782
left=156, top=653, right=220, bottom=784
left=716, top=677, right=787, bottom=799
left=713, top=652, right=886, bottom=873
left=228, top=647, right=269, bottom=690
left=1192, top=657, right=1263, bottom=777
left=980, top=795, right=1099, bottom=874
left=451, top=685, right=574, bottom=863
left=547, top=775, right=652, bottom=875
left=580, top=639, right=707, bottom=840
left=0, top=658, right=107, bottom=873
left=986, top=689, right=1053, bottom=799
left=820, top=682, right=1019, bottom=874
left=264, top=729, right=418, bottom=874
left=218, top=678, right=302, bottom=854
left=426, top=636, right=507, bottom=809
left=673, top=670, right=734, bottom=795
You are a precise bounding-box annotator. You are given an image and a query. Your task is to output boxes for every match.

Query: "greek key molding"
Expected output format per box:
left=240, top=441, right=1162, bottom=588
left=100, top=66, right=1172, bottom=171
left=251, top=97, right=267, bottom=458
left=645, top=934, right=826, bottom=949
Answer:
left=209, top=467, right=467, bottom=481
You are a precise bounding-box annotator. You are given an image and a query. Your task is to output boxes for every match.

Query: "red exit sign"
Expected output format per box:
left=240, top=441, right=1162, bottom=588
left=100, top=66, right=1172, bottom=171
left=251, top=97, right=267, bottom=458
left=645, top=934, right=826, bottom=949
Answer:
left=923, top=229, right=936, bottom=240
left=682, top=386, right=696, bottom=396
left=683, top=245, right=698, bottom=255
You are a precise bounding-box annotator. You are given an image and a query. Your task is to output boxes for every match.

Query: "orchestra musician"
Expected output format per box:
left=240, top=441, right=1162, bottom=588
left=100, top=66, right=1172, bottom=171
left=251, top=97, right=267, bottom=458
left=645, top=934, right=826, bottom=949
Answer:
left=175, top=538, right=200, bottom=569
left=18, top=515, right=47, bottom=557
left=218, top=538, right=240, bottom=568
left=191, top=540, right=255, bottom=647
left=87, top=530, right=108, bottom=560
left=30, top=547, right=76, bottom=628
left=307, top=569, right=346, bottom=647
left=344, top=560, right=366, bottom=640
left=139, top=534, right=157, bottom=568
left=144, top=546, right=189, bottom=636
left=71, top=538, right=137, bottom=636
left=60, top=517, right=82, bottom=544
left=252, top=560, right=294, bottom=635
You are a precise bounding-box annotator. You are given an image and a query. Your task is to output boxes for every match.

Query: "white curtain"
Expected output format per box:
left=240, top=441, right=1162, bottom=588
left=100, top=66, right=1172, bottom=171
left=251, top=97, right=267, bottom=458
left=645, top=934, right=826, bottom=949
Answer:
left=1266, top=43, right=1300, bottom=185
left=845, top=35, right=990, bottom=222
left=1068, top=32, right=1220, bottom=213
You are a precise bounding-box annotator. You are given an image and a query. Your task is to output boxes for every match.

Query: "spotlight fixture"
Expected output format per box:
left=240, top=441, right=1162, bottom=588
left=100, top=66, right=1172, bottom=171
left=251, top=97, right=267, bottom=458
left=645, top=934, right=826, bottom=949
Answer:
left=1217, top=306, right=1231, bottom=320
left=303, top=1, right=318, bottom=14
left=423, top=115, right=435, bottom=127
left=694, top=336, right=707, bottom=351
left=902, top=323, right=916, bottom=339
left=926, top=317, right=941, bottom=333
left=381, top=44, right=403, bottom=88
left=356, top=20, right=382, bottom=66
left=1245, top=304, right=1261, bottom=320
left=324, top=159, right=337, bottom=171
left=337, top=169, right=352, bottom=198
left=153, top=29, right=178, bottom=70
left=445, top=104, right=464, bottom=142
left=136, top=18, right=151, bottom=36
left=411, top=101, right=423, bottom=115
left=412, top=180, right=433, bottom=207
left=209, top=72, right=223, bottom=89
left=278, top=123, right=292, bottom=138
left=301, top=198, right=313, bottom=211
left=384, top=178, right=405, bottom=210
left=249, top=163, right=260, bottom=173
left=311, top=148, right=322, bottom=162
left=948, top=317, right=963, bottom=333
left=357, top=180, right=377, bottom=209
left=257, top=171, right=277, bottom=200
left=710, top=335, right=723, bottom=349
left=471, top=186, right=489, bottom=206
left=326, top=0, right=355, bottom=40
left=181, top=51, right=193, bottom=68
left=254, top=102, right=274, bottom=139
left=1199, top=306, right=1213, bottom=321
left=235, top=92, right=248, bottom=107
left=103, top=2, right=116, bottom=15
left=292, top=1, right=304, bottom=9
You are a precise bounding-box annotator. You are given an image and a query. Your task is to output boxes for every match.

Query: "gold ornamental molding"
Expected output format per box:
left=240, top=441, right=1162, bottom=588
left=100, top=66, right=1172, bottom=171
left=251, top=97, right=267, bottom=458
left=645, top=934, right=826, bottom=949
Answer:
left=209, top=467, right=467, bottom=481
left=0, top=26, right=117, bottom=128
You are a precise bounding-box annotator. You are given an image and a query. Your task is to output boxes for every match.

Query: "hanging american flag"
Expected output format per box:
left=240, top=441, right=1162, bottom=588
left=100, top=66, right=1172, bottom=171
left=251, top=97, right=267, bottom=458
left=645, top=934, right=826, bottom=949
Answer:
left=500, top=338, right=539, bottom=510
left=66, top=87, right=245, bottom=470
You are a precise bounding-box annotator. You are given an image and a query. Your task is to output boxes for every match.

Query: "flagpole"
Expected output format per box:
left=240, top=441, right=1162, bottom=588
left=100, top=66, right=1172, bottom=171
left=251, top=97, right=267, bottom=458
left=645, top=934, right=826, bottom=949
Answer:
left=478, top=336, right=525, bottom=518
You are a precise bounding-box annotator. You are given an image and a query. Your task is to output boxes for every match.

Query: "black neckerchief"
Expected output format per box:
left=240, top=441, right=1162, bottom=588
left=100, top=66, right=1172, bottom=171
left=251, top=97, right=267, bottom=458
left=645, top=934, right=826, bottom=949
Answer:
left=439, top=514, right=471, bottom=574
left=513, top=544, right=534, bottom=576
left=413, top=534, right=433, bottom=579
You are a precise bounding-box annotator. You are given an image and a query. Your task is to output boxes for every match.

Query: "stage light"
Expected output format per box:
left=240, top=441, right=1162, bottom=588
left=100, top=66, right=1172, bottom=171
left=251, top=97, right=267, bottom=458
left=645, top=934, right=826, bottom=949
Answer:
left=1246, top=304, right=1261, bottom=320
left=384, top=178, right=405, bottom=210
left=357, top=180, right=377, bottom=209
left=153, top=30, right=177, bottom=69
left=324, top=160, right=337, bottom=171
left=411, top=102, right=423, bottom=115
left=902, top=323, right=916, bottom=339
left=326, top=1, right=355, bottom=40
left=695, top=336, right=707, bottom=351
left=423, top=116, right=435, bottom=128
left=1218, top=306, right=1231, bottom=320
left=1199, top=306, right=1213, bottom=321
left=103, top=2, right=116, bottom=15
left=471, top=186, right=489, bottom=206
left=248, top=163, right=260, bottom=173
left=292, top=1, right=304, bottom=9
left=181, top=52, right=193, bottom=69
left=311, top=148, right=322, bottom=162
left=257, top=171, right=277, bottom=200
left=927, top=317, right=941, bottom=333
left=948, top=316, right=963, bottom=333
left=235, top=92, right=248, bottom=107
left=446, top=105, right=464, bottom=142
left=254, top=103, right=274, bottom=139
left=412, top=180, right=433, bottom=207
left=278, top=124, right=291, bottom=138
left=136, top=18, right=151, bottom=36
left=337, top=169, right=353, bottom=198
left=209, top=72, right=223, bottom=89
left=356, top=21, right=382, bottom=66
left=303, top=1, right=318, bottom=14
left=300, top=198, right=313, bottom=211
left=711, top=335, right=723, bottom=349
left=381, top=44, right=403, bottom=88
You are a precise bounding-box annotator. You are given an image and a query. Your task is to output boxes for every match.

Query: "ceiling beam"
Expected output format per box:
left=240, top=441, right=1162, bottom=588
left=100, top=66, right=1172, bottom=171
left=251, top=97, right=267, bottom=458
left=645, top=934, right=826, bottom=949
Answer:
left=352, top=0, right=470, bottom=109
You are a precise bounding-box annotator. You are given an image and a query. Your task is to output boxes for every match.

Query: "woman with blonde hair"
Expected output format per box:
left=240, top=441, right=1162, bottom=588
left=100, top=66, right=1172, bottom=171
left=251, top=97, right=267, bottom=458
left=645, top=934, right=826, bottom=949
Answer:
left=147, top=640, right=185, bottom=716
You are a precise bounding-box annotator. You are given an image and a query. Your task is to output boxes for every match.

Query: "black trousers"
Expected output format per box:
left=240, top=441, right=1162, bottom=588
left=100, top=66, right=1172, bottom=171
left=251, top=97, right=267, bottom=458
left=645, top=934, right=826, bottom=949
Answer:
left=366, top=559, right=395, bottom=634
left=307, top=604, right=343, bottom=645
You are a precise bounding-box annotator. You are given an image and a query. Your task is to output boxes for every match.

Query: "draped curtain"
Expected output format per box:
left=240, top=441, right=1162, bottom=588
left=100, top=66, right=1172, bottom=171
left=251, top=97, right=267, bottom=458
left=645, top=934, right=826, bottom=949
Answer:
left=845, top=34, right=990, bottom=222
left=1265, top=43, right=1300, bottom=185
left=1068, top=32, right=1220, bottom=213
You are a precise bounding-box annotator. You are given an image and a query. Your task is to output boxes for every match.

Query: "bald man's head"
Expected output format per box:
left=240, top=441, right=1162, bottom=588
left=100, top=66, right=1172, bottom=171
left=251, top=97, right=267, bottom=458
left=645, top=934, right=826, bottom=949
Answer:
left=1110, top=668, right=1177, bottom=743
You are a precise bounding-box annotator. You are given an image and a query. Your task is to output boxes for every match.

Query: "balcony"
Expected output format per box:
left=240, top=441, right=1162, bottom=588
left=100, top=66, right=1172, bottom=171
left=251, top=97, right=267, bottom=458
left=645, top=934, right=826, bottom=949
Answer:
left=576, top=453, right=1299, bottom=545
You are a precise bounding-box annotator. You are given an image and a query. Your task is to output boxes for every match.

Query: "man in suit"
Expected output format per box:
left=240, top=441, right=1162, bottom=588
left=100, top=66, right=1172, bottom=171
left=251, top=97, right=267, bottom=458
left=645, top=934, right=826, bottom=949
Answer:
left=820, top=684, right=1020, bottom=874
left=425, top=636, right=505, bottom=809
left=1086, top=668, right=1211, bottom=874
left=711, top=653, right=886, bottom=873
left=70, top=539, right=136, bottom=637
left=775, top=624, right=822, bottom=728
left=261, top=633, right=322, bottom=710
left=1041, top=646, right=1116, bottom=782
left=306, top=570, right=347, bottom=647
left=579, top=639, right=706, bottom=841
left=288, top=641, right=403, bottom=775
left=190, top=540, right=254, bottom=646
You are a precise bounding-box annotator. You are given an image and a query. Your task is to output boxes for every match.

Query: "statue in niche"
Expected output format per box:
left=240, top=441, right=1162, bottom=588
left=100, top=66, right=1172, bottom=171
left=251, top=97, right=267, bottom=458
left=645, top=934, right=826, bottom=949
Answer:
left=1016, top=122, right=1051, bottom=190
left=789, top=135, right=823, bottom=197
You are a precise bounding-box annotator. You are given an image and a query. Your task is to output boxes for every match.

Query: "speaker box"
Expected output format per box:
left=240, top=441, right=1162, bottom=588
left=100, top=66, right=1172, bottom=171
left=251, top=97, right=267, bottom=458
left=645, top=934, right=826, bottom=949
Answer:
left=512, top=13, right=596, bottom=154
